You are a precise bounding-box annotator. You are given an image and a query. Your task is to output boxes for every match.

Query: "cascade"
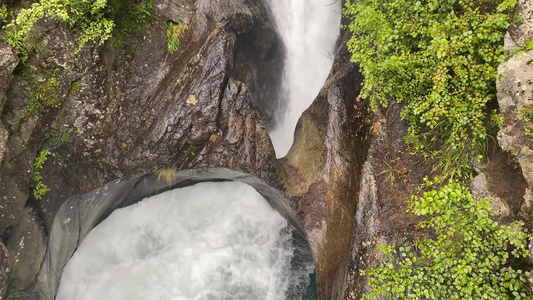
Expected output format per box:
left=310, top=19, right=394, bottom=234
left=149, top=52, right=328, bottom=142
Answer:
left=56, top=181, right=316, bottom=299
left=267, top=0, right=342, bottom=157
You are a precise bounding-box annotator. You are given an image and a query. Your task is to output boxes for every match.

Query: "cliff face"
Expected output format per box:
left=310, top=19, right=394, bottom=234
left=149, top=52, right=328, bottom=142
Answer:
left=0, top=0, right=285, bottom=297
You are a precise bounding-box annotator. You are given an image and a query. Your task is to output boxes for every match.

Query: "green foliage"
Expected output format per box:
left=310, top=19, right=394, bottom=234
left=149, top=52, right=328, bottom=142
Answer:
left=344, top=0, right=517, bottom=179
left=0, top=4, right=8, bottom=25
left=31, top=149, right=51, bottom=200
left=3, top=0, right=154, bottom=60
left=27, top=76, right=60, bottom=116
left=166, top=22, right=188, bottom=54
left=3, top=0, right=114, bottom=57
left=107, top=0, right=154, bottom=35
left=362, top=182, right=532, bottom=299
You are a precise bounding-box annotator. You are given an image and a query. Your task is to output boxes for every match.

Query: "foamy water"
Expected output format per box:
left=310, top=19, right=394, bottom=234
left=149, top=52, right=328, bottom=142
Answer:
left=56, top=181, right=315, bottom=300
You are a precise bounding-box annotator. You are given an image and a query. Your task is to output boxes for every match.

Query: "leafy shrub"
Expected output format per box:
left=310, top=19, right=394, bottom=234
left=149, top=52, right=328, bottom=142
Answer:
left=4, top=0, right=114, bottom=57
left=0, top=4, right=8, bottom=25
left=3, top=0, right=153, bottom=60
left=166, top=22, right=188, bottom=54
left=344, top=0, right=517, bottom=179
left=362, top=182, right=531, bottom=299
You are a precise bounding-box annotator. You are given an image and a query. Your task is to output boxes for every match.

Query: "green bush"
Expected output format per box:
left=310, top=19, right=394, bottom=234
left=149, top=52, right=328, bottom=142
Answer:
left=344, top=0, right=517, bottom=179
left=4, top=0, right=114, bottom=57
left=3, top=0, right=153, bottom=60
left=362, top=182, right=531, bottom=299
left=0, top=4, right=8, bottom=25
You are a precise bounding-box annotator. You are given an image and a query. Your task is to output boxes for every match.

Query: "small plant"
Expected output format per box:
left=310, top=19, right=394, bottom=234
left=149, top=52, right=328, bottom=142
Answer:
left=0, top=4, right=8, bottom=25
left=378, top=160, right=409, bottom=187
left=157, top=166, right=177, bottom=185
left=44, top=129, right=77, bottom=151
left=31, top=149, right=51, bottom=200
left=68, top=79, right=82, bottom=94
left=520, top=106, right=533, bottom=137
left=362, top=182, right=532, bottom=299
left=27, top=76, right=60, bottom=116
left=166, top=22, right=188, bottom=54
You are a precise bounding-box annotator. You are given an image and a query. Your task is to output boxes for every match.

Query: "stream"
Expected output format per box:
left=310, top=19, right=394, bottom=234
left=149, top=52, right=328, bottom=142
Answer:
left=56, top=182, right=316, bottom=300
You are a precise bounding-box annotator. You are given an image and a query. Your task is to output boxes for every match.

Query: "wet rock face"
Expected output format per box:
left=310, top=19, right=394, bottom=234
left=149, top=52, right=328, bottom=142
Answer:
left=154, top=0, right=196, bottom=24
left=343, top=97, right=432, bottom=300
left=0, top=0, right=280, bottom=234
left=232, top=0, right=284, bottom=128
left=5, top=207, right=47, bottom=298
left=279, top=36, right=371, bottom=300
left=0, top=125, right=7, bottom=163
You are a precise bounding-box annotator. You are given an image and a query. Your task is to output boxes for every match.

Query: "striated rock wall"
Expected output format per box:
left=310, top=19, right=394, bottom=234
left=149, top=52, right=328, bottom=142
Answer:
left=278, top=36, right=371, bottom=299
left=0, top=0, right=284, bottom=297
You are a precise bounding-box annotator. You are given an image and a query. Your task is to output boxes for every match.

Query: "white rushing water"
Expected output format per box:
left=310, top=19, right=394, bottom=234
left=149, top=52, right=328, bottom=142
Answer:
left=56, top=181, right=315, bottom=300
left=267, top=0, right=342, bottom=157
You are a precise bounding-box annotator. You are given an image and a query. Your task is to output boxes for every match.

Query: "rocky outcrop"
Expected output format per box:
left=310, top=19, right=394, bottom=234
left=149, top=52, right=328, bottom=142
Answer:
left=0, top=43, right=17, bottom=163
left=0, top=0, right=280, bottom=231
left=497, top=50, right=533, bottom=222
left=505, top=0, right=533, bottom=50
left=278, top=36, right=371, bottom=299
left=0, top=43, right=17, bottom=110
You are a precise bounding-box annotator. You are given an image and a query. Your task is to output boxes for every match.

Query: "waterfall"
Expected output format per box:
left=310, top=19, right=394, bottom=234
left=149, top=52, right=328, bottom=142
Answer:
left=56, top=182, right=316, bottom=300
left=267, top=0, right=342, bottom=157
